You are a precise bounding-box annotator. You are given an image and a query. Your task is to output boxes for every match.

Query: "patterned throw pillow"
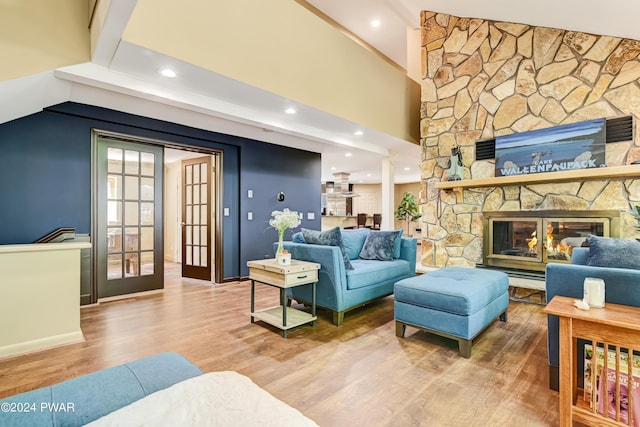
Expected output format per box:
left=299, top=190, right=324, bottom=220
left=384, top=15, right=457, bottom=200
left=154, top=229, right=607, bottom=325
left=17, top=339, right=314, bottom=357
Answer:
left=301, top=227, right=354, bottom=270
left=358, top=230, right=402, bottom=261
left=586, top=235, right=640, bottom=270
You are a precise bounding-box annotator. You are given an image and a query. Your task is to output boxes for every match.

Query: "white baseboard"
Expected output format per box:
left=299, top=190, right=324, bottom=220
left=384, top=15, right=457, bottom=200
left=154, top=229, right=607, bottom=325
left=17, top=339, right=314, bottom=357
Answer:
left=0, top=331, right=85, bottom=360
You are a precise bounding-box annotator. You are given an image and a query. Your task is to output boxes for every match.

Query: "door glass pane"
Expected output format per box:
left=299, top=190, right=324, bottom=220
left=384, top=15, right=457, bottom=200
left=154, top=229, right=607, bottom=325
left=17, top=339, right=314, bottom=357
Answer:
left=186, top=206, right=192, bottom=224
left=107, top=148, right=122, bottom=173
left=200, top=226, right=207, bottom=246
left=124, top=150, right=139, bottom=174
left=140, top=152, right=154, bottom=176
left=200, top=247, right=207, bottom=267
left=108, top=254, right=122, bottom=279
left=125, top=176, right=139, bottom=200
left=185, top=226, right=192, bottom=244
left=125, top=227, right=139, bottom=251
left=186, top=185, right=192, bottom=204
left=141, top=227, right=154, bottom=251
left=193, top=206, right=200, bottom=224
left=107, top=201, right=122, bottom=225
left=141, top=203, right=154, bottom=225
left=186, top=165, right=193, bottom=184
left=200, top=163, right=207, bottom=183
left=200, top=205, right=207, bottom=225
left=107, top=228, right=122, bottom=253
left=186, top=246, right=192, bottom=265
left=141, top=177, right=154, bottom=201
left=200, top=183, right=207, bottom=204
left=141, top=251, right=154, bottom=275
left=194, top=163, right=200, bottom=184
left=193, top=184, right=200, bottom=204
left=108, top=175, right=121, bottom=199
left=125, top=253, right=139, bottom=277
left=193, top=247, right=200, bottom=266
left=125, top=202, right=139, bottom=226
left=193, top=226, right=200, bottom=245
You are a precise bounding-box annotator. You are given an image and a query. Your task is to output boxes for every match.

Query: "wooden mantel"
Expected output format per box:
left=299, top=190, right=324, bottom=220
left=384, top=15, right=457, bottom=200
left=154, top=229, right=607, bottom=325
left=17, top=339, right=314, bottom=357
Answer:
left=435, top=164, right=640, bottom=191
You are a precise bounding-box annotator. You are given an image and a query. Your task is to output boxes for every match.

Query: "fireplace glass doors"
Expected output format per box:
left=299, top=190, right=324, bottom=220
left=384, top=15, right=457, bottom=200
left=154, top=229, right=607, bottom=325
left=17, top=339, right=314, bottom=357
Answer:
left=484, top=211, right=617, bottom=272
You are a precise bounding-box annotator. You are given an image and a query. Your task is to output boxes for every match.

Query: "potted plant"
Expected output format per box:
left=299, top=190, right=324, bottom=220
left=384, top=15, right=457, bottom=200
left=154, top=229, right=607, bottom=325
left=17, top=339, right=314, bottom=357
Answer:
left=395, top=191, right=422, bottom=237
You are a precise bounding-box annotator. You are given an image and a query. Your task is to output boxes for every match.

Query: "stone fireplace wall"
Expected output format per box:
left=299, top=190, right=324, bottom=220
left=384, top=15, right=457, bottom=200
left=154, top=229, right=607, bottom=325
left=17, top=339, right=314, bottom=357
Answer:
left=419, top=11, right=640, bottom=268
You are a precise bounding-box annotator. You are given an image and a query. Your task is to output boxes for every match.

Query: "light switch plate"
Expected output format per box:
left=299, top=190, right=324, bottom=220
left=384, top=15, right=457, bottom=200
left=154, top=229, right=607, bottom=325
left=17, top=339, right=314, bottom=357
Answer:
left=248, top=212, right=253, bottom=220
left=247, top=189, right=253, bottom=198
left=223, top=208, right=230, bottom=216
left=307, top=212, right=315, bottom=220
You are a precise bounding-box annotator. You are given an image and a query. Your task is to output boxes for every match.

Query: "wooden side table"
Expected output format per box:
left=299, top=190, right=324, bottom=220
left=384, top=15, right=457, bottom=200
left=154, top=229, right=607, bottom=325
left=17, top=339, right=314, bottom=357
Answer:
left=544, top=296, right=640, bottom=426
left=247, top=259, right=320, bottom=337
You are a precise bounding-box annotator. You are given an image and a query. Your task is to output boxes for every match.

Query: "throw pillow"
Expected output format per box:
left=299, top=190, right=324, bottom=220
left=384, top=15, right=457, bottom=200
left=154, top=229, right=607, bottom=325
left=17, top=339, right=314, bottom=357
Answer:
left=359, top=230, right=402, bottom=261
left=585, top=235, right=640, bottom=270
left=301, top=227, right=354, bottom=270
left=340, top=228, right=371, bottom=260
left=392, top=229, right=403, bottom=259
left=291, top=232, right=306, bottom=243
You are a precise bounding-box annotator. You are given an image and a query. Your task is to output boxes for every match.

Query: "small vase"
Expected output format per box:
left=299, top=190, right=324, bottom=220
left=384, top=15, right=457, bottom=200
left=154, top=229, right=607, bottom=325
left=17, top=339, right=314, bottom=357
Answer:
left=275, top=232, right=284, bottom=261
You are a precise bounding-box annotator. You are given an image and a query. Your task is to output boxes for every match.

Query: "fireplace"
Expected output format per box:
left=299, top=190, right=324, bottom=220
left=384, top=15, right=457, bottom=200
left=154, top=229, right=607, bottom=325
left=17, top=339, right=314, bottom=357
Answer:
left=482, top=211, right=620, bottom=272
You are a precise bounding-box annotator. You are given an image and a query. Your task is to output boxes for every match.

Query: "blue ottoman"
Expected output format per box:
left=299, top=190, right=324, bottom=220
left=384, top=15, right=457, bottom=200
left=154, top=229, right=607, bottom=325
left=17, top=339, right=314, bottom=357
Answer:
left=394, top=267, right=509, bottom=358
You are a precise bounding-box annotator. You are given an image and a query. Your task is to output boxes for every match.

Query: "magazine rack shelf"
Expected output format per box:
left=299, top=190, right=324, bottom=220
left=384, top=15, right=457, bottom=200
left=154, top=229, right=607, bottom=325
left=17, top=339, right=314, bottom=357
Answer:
left=545, top=296, right=640, bottom=426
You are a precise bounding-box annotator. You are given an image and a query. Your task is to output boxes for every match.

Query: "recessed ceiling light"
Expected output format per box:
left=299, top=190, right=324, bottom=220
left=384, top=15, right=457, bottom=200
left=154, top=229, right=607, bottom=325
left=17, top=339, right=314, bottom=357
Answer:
left=354, top=130, right=363, bottom=136
left=367, top=173, right=371, bottom=177
left=359, top=180, right=364, bottom=183
left=160, top=68, right=176, bottom=78
left=345, top=152, right=352, bottom=157
left=404, top=167, right=411, bottom=171
left=371, top=19, right=381, bottom=28
left=285, top=108, right=296, bottom=114
left=331, top=166, right=336, bottom=170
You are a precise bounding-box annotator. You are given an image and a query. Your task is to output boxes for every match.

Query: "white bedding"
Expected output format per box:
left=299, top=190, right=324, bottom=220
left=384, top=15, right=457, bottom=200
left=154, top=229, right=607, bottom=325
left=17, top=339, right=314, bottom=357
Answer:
left=86, top=371, right=318, bottom=427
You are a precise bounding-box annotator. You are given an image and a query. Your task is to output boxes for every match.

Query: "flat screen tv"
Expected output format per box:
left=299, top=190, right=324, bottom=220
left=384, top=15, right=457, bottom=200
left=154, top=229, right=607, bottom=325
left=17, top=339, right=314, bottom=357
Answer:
left=494, top=118, right=606, bottom=177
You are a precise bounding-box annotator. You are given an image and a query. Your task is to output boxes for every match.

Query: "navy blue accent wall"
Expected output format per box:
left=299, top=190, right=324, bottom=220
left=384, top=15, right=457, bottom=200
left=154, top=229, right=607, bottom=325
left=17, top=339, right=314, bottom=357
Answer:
left=0, top=102, right=320, bottom=280
left=240, top=142, right=321, bottom=276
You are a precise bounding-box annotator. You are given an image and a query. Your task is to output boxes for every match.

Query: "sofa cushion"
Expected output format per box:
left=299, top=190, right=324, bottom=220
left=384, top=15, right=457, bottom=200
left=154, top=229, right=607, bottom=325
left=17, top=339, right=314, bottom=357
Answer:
left=302, top=227, right=353, bottom=270
left=346, top=259, right=411, bottom=290
left=359, top=230, right=402, bottom=261
left=586, top=235, right=640, bottom=270
left=341, top=228, right=370, bottom=260
left=394, top=267, right=509, bottom=316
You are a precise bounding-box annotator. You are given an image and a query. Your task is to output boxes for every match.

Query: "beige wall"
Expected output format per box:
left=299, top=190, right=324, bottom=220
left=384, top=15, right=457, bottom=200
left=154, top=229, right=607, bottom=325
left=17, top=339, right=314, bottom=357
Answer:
left=350, top=182, right=421, bottom=234
left=0, top=0, right=89, bottom=82
left=0, top=243, right=88, bottom=357
left=123, top=0, right=419, bottom=143
left=394, top=182, right=421, bottom=235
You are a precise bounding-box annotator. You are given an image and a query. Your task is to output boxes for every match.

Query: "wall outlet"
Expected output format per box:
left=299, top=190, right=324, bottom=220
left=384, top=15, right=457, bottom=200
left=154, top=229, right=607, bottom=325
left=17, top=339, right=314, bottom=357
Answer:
left=247, top=211, right=253, bottom=220
left=307, top=212, right=315, bottom=220
left=223, top=208, right=230, bottom=216
left=248, top=189, right=253, bottom=198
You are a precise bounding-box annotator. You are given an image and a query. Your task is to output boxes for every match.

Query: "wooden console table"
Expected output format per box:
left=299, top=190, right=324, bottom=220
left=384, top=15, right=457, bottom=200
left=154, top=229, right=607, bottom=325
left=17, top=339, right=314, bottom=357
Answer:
left=247, top=259, right=320, bottom=338
left=544, top=296, right=640, bottom=426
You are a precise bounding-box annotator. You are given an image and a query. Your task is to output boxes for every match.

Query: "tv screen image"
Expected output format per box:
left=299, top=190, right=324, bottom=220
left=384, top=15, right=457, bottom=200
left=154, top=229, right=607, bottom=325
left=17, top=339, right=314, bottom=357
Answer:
left=495, top=118, right=606, bottom=177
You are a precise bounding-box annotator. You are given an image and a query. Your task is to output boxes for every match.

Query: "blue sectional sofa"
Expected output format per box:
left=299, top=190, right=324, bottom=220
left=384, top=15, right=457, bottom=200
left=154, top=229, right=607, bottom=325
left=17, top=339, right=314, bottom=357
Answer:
left=0, top=352, right=203, bottom=427
left=281, top=227, right=417, bottom=325
left=545, top=237, right=640, bottom=391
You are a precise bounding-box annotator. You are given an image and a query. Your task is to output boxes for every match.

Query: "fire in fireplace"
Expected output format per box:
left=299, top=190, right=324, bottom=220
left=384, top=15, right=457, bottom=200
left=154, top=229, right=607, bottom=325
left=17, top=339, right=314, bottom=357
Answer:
left=483, top=210, right=620, bottom=272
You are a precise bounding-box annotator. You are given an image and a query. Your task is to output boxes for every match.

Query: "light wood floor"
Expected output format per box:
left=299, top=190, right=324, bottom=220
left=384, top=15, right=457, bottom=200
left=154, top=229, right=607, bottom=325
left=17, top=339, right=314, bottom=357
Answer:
left=0, top=263, right=559, bottom=426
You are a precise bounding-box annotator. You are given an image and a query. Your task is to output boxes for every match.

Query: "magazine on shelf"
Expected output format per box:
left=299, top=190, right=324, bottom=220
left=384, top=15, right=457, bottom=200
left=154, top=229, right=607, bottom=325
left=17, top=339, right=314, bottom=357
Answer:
left=584, top=344, right=604, bottom=407
left=590, top=348, right=640, bottom=426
